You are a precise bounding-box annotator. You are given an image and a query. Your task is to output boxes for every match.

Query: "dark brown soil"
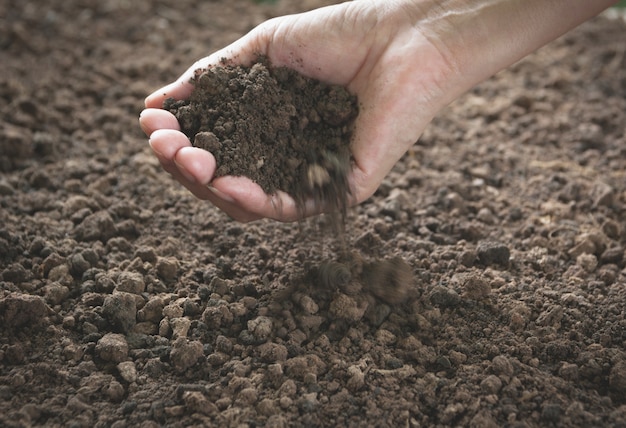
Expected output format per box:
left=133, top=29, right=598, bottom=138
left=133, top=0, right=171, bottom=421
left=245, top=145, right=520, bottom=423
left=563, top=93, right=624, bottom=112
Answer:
left=164, top=59, right=357, bottom=216
left=1, top=1, right=626, bottom=427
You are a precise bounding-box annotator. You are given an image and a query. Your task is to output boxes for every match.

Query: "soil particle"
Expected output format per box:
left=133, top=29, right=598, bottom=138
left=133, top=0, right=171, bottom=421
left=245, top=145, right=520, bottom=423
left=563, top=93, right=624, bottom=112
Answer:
left=0, top=293, right=49, bottom=330
left=96, top=333, right=129, bottom=363
left=164, top=58, right=358, bottom=216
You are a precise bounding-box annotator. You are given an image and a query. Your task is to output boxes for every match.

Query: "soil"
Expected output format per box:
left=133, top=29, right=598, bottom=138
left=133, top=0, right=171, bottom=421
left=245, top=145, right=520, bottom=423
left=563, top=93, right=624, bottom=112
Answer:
left=163, top=59, right=357, bottom=216
left=1, top=1, right=626, bottom=427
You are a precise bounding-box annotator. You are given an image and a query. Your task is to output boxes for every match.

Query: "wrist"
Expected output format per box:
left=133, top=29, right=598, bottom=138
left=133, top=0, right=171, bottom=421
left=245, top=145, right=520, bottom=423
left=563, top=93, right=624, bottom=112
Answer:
left=394, top=0, right=618, bottom=108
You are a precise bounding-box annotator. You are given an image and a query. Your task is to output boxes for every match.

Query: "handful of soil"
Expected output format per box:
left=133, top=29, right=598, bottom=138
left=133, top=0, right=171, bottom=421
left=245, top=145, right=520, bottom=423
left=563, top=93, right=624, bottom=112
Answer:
left=163, top=58, right=359, bottom=216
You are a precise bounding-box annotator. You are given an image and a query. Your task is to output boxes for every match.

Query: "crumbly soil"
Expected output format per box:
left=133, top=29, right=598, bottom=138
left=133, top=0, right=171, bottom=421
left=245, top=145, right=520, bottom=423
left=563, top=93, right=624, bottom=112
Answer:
left=1, top=1, right=626, bottom=427
left=163, top=59, right=357, bottom=216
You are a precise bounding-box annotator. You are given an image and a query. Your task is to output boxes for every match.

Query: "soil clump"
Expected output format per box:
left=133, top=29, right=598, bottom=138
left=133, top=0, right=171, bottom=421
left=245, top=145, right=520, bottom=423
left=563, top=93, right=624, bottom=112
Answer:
left=164, top=58, right=358, bottom=217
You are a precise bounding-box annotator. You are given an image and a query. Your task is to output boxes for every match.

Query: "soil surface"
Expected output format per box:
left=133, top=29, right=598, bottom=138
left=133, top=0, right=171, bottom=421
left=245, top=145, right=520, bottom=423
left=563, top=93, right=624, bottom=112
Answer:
left=164, top=59, right=357, bottom=216
left=1, top=1, right=626, bottom=427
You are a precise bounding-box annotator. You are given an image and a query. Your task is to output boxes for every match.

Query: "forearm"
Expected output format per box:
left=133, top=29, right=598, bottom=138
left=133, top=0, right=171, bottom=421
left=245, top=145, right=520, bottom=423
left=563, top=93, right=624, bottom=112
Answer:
left=407, top=0, right=618, bottom=105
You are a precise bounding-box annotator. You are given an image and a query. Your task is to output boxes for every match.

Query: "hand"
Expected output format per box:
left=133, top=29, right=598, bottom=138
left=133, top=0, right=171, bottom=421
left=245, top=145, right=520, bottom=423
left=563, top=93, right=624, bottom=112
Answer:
left=139, top=0, right=452, bottom=222
left=140, top=0, right=615, bottom=222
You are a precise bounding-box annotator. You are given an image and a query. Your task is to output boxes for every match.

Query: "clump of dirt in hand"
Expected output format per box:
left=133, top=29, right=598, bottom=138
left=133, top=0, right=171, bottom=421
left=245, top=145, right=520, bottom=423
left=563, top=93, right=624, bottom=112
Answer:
left=163, top=58, right=358, bottom=217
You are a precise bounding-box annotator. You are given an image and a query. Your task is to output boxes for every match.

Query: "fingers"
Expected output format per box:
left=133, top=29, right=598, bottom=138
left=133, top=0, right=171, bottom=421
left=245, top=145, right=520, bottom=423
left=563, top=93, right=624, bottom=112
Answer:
left=211, top=177, right=306, bottom=222
left=146, top=128, right=267, bottom=222
left=139, top=108, right=180, bottom=136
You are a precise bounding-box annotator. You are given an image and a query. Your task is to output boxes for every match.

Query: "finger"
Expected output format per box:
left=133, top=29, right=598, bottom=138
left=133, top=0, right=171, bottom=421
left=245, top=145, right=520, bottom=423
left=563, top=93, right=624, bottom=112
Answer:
left=139, top=108, right=180, bottom=136
left=145, top=79, right=195, bottom=109
left=174, top=146, right=216, bottom=185
left=148, top=129, right=191, bottom=172
left=148, top=131, right=263, bottom=222
left=210, top=176, right=325, bottom=222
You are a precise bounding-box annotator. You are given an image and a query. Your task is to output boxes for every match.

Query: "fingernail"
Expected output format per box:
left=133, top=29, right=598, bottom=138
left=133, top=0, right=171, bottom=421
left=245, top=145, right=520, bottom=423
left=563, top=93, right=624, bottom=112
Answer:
left=148, top=138, right=163, bottom=157
left=174, top=161, right=196, bottom=184
left=207, top=185, right=235, bottom=203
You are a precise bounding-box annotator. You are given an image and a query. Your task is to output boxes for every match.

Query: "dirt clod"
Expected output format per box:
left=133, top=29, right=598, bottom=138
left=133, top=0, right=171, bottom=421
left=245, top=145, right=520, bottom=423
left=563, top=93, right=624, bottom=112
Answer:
left=164, top=58, right=358, bottom=216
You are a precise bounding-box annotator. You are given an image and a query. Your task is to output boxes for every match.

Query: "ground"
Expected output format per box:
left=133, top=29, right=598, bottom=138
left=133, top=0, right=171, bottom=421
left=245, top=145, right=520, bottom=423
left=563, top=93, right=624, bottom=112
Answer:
left=1, top=1, right=625, bottom=427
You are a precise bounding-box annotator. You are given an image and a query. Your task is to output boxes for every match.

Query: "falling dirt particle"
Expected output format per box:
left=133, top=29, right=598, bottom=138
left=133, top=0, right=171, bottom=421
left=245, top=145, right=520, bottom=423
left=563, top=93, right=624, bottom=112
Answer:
left=362, top=257, right=414, bottom=304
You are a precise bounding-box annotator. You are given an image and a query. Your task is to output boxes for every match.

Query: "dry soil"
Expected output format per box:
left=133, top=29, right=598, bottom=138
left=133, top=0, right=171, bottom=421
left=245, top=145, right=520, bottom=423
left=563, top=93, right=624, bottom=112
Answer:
left=1, top=1, right=626, bottom=427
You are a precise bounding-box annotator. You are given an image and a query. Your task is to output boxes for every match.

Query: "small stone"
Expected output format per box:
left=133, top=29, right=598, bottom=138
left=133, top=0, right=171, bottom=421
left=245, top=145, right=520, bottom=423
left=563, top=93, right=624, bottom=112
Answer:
left=96, top=333, right=129, bottom=363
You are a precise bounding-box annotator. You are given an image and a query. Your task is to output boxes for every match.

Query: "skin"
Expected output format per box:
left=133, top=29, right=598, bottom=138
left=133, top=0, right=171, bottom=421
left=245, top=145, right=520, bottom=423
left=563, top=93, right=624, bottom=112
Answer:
left=139, top=0, right=617, bottom=222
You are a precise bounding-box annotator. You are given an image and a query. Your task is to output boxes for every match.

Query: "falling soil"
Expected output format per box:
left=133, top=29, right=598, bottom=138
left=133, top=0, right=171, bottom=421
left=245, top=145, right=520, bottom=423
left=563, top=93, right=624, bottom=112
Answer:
left=1, top=0, right=626, bottom=427
left=164, top=58, right=357, bottom=217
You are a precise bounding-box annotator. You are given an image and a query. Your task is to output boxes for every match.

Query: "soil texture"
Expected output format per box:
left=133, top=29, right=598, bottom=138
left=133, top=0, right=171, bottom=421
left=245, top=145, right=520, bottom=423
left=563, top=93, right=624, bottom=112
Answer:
left=1, top=1, right=626, bottom=427
left=164, top=59, right=357, bottom=215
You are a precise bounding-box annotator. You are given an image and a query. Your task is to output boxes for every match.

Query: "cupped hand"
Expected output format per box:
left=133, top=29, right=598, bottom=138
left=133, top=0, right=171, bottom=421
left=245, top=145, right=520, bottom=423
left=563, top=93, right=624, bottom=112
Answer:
left=139, top=0, right=454, bottom=222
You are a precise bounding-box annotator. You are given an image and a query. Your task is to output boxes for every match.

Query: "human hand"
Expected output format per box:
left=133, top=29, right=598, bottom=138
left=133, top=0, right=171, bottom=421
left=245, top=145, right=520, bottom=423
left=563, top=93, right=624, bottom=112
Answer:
left=139, top=0, right=452, bottom=222
left=140, top=0, right=614, bottom=222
